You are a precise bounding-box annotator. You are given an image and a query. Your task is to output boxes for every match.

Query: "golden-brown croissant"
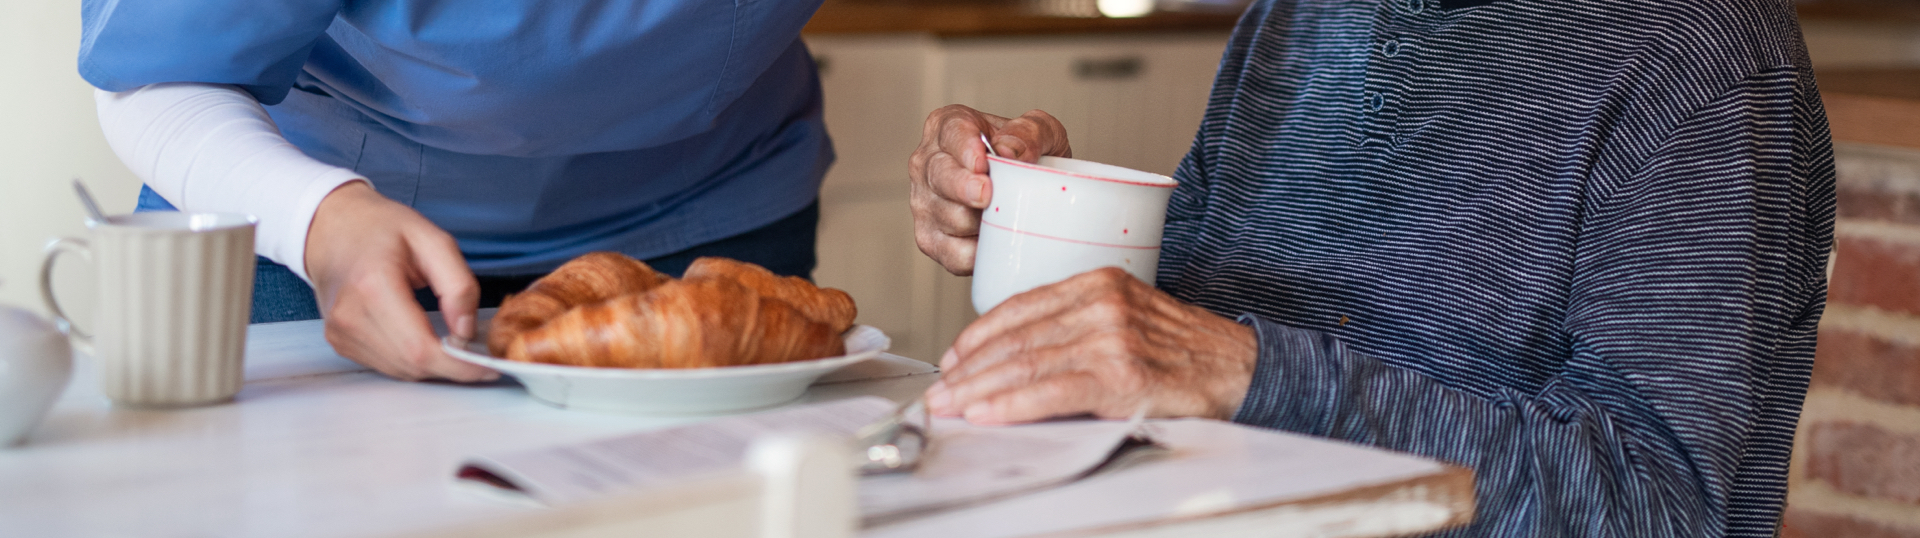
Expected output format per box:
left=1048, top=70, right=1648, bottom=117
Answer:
left=505, top=277, right=846, bottom=368
left=487, top=252, right=858, bottom=369
left=683, top=257, right=857, bottom=333
left=487, top=252, right=669, bottom=356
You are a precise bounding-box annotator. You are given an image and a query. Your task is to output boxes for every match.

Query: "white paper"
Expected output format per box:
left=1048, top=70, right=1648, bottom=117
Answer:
left=458, top=396, right=896, bottom=505
left=458, top=396, right=1152, bottom=525
left=858, top=414, right=1149, bottom=523
left=861, top=419, right=1453, bottom=538
left=816, top=353, right=940, bottom=384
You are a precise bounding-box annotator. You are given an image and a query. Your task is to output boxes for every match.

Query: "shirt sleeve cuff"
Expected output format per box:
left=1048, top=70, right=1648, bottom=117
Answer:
left=1230, top=313, right=1345, bottom=435
left=269, top=174, right=366, bottom=285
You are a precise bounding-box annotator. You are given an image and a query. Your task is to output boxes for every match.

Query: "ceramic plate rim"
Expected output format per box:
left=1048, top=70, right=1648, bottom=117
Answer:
left=439, top=325, right=887, bottom=380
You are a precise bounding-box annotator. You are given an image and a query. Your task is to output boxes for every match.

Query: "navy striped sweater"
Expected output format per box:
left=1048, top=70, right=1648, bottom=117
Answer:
left=1160, top=0, right=1835, bottom=535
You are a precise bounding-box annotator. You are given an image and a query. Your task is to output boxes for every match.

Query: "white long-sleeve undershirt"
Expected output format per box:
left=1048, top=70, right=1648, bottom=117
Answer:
left=95, top=83, right=366, bottom=285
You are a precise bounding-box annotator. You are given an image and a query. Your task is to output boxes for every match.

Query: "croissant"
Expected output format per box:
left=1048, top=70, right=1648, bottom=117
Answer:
left=486, top=252, right=669, bottom=356
left=488, top=252, right=858, bottom=369
left=683, top=257, right=858, bottom=333
left=505, top=277, right=847, bottom=368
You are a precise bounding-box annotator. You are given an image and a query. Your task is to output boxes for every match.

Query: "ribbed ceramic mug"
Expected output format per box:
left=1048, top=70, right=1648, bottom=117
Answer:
left=40, top=212, right=256, bottom=407
left=972, top=155, right=1178, bottom=314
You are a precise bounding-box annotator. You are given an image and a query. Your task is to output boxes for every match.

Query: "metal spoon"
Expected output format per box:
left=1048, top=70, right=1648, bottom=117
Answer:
left=72, top=179, right=107, bottom=227
left=979, top=132, right=999, bottom=158
left=856, top=397, right=930, bottom=475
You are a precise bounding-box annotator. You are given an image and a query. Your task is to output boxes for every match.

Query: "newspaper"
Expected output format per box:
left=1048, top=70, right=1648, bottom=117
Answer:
left=457, top=397, right=895, bottom=505
left=859, top=415, right=1151, bottom=524
left=456, top=396, right=1152, bottom=521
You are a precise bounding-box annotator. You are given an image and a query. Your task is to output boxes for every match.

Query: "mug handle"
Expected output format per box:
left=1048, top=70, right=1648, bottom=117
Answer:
left=40, top=237, right=94, bottom=345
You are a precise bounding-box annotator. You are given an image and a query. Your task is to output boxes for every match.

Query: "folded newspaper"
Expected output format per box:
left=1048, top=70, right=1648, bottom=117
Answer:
left=455, top=396, right=1153, bottom=522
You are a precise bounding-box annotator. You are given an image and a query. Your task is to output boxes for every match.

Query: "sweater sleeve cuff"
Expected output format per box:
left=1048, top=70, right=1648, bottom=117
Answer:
left=269, top=174, right=365, bottom=285
left=1229, top=313, right=1343, bottom=435
left=95, top=83, right=367, bottom=287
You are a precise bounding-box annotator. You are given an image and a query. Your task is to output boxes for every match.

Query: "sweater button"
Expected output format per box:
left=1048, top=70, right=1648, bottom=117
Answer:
left=1364, top=91, right=1385, bottom=112
left=1382, top=39, right=1403, bottom=57
left=1397, top=0, right=1426, bottom=15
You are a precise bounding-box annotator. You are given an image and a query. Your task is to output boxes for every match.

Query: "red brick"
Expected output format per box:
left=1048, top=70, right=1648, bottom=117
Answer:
left=1825, top=92, right=1920, bottom=150
left=1813, top=327, right=1920, bottom=407
left=1838, top=186, right=1920, bottom=227
left=1782, top=510, right=1920, bottom=538
left=1805, top=422, right=1920, bottom=505
left=1828, top=233, right=1920, bottom=317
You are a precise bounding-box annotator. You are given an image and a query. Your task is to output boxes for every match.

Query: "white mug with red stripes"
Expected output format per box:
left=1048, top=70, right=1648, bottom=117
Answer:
left=973, top=155, right=1178, bottom=314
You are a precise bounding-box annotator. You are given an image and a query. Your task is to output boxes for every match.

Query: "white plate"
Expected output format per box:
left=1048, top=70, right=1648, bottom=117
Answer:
left=442, top=325, right=891, bottom=416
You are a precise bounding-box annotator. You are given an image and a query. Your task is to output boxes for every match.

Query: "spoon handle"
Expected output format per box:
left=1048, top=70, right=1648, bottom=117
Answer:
left=979, top=132, right=999, bottom=158
left=72, top=178, right=107, bottom=226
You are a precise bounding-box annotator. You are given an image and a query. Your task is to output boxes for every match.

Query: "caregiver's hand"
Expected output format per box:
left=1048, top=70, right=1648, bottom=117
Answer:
left=908, top=105, right=1072, bottom=275
left=923, top=268, right=1258, bottom=424
left=305, top=181, right=497, bottom=382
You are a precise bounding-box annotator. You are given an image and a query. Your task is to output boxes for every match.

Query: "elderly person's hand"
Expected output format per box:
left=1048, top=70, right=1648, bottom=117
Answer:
left=923, top=268, right=1259, bottom=424
left=908, top=105, right=1072, bottom=275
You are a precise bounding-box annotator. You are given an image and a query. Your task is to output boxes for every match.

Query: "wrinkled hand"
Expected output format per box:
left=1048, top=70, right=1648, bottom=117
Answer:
left=306, top=181, right=497, bottom=382
left=908, top=105, right=1072, bottom=275
left=923, top=268, right=1258, bottom=425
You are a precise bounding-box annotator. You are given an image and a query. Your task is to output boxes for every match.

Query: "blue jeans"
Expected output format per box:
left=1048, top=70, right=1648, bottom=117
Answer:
left=135, top=185, right=819, bottom=323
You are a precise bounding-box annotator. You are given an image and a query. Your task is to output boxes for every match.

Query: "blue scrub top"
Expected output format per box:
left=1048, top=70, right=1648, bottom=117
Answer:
left=79, top=0, right=833, bottom=275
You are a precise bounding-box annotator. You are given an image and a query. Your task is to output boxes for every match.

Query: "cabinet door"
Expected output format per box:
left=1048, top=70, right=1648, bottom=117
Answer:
left=808, top=35, right=939, bottom=192
left=940, top=33, right=1230, bottom=177
left=808, top=35, right=970, bottom=364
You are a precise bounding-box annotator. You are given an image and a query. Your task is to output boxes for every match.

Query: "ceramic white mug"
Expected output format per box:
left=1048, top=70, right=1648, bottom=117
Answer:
left=972, top=155, right=1178, bottom=314
left=0, top=304, right=72, bottom=447
left=40, top=212, right=257, bottom=407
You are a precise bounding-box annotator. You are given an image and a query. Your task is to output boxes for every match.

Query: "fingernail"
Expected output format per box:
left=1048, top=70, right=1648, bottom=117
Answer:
left=939, top=349, right=959, bottom=370
left=925, top=386, right=950, bottom=410
left=963, top=402, right=992, bottom=421
left=973, top=181, right=990, bottom=206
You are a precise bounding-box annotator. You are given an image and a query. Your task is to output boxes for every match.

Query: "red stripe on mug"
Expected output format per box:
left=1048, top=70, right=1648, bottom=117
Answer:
left=981, top=220, right=1161, bottom=250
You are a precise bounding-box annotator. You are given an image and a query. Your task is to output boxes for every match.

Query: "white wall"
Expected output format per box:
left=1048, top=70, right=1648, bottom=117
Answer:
left=0, top=0, right=142, bottom=327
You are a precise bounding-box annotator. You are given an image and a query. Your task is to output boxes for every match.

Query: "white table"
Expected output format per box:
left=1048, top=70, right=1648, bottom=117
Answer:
left=0, top=319, right=1472, bottom=538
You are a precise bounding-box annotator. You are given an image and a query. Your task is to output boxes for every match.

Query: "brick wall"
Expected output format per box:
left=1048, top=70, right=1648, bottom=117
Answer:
left=1782, top=142, right=1920, bottom=538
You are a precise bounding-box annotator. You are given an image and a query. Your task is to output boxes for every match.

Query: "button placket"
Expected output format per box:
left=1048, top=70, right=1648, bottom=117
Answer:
left=1366, top=35, right=1399, bottom=117
left=1360, top=0, right=1427, bottom=147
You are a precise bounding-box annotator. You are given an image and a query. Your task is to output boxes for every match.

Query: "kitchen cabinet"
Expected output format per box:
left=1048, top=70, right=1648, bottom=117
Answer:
left=807, top=32, right=1230, bottom=363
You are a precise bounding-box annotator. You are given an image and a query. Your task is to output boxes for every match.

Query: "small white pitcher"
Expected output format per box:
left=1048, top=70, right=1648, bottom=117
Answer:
left=0, top=299, right=71, bottom=447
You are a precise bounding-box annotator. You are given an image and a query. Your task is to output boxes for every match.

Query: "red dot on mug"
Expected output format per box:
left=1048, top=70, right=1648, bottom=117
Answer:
left=1061, top=186, right=1067, bottom=191
left=1123, top=228, right=1129, bottom=234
